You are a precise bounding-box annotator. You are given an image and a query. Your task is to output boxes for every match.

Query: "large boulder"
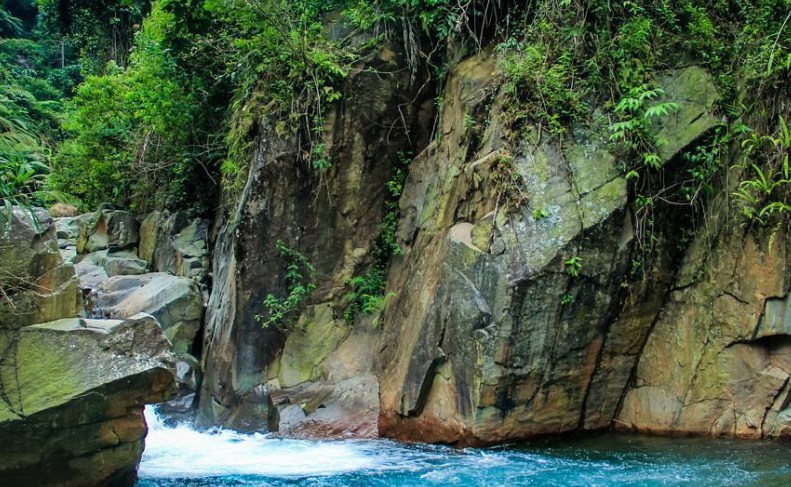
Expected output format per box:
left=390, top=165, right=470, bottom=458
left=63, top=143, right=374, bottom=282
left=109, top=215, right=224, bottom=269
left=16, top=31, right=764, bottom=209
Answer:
left=0, top=314, right=175, bottom=487
left=617, top=220, right=791, bottom=438
left=139, top=211, right=210, bottom=287
left=91, top=273, right=204, bottom=354
left=0, top=207, right=82, bottom=327
left=76, top=209, right=139, bottom=254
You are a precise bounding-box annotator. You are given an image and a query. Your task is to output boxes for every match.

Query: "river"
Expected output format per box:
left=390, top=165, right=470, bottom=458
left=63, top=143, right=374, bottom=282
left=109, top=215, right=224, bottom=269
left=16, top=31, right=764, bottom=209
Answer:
left=136, top=407, right=791, bottom=486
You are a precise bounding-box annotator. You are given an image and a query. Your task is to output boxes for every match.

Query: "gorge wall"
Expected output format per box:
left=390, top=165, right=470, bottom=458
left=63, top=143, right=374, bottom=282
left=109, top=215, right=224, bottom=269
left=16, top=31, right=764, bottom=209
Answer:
left=195, top=46, right=791, bottom=443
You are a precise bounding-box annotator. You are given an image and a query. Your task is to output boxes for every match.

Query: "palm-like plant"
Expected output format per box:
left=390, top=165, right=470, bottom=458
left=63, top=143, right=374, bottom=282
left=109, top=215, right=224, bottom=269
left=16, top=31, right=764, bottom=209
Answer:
left=733, top=117, right=791, bottom=225
left=0, top=112, right=53, bottom=216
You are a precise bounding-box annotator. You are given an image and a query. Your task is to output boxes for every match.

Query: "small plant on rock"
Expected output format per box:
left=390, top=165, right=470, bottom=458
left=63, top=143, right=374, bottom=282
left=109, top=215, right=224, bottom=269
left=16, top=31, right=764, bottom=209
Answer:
left=564, top=256, right=583, bottom=277
left=256, top=240, right=316, bottom=330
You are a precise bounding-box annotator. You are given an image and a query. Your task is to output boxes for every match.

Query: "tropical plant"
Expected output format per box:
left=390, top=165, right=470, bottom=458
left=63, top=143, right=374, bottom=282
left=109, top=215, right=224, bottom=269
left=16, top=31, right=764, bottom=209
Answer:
left=256, top=240, right=316, bottom=330
left=564, top=256, right=583, bottom=277
left=733, top=117, right=791, bottom=226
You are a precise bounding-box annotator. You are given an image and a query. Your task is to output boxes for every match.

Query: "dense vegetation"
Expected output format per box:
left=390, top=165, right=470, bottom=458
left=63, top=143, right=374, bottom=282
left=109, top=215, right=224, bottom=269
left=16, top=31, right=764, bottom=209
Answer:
left=1, top=0, right=789, bottom=319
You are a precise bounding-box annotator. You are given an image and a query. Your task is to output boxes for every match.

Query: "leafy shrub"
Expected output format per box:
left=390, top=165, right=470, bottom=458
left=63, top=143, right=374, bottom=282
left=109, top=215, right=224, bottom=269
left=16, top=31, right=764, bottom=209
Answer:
left=733, top=117, right=791, bottom=226
left=256, top=240, right=317, bottom=330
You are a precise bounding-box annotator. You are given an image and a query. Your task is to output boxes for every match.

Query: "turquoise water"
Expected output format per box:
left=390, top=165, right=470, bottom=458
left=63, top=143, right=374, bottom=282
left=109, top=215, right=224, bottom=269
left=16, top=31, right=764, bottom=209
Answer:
left=136, top=409, right=791, bottom=487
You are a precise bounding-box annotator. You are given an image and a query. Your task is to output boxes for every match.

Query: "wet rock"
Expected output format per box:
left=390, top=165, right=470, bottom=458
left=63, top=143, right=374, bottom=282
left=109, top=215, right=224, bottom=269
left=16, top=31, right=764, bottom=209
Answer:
left=268, top=312, right=380, bottom=438
left=158, top=354, right=202, bottom=423
left=0, top=314, right=175, bottom=487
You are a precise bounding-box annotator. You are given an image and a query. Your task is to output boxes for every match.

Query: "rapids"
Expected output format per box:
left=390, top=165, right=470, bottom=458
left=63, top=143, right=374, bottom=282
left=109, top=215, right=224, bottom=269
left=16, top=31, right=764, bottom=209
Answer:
left=137, top=407, right=791, bottom=486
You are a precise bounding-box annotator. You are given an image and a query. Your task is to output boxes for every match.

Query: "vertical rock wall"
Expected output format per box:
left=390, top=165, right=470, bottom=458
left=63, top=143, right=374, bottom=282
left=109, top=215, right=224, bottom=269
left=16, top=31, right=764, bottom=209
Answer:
left=196, top=47, right=791, bottom=443
left=197, top=43, right=433, bottom=433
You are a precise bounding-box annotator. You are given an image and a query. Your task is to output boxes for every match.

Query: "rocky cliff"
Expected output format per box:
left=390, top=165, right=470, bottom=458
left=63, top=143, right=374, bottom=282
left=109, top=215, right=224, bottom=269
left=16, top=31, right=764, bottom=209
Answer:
left=194, top=43, right=791, bottom=443
left=0, top=208, right=178, bottom=487
left=197, top=41, right=433, bottom=435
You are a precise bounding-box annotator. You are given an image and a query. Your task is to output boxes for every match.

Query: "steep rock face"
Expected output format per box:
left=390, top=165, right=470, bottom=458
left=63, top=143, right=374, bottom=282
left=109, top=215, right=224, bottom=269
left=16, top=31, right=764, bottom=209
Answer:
left=375, top=53, right=720, bottom=444
left=195, top=48, right=790, bottom=444
left=197, top=43, right=432, bottom=433
left=0, top=315, right=175, bottom=487
left=618, top=215, right=791, bottom=438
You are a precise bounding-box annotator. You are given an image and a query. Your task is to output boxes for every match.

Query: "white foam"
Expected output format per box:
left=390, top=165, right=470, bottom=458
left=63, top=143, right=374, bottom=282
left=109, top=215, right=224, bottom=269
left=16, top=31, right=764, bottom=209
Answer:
left=139, top=406, right=380, bottom=478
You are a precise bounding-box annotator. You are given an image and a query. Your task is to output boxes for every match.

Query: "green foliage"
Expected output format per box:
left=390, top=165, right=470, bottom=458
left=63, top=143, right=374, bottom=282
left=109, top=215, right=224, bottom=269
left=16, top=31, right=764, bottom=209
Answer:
left=343, top=151, right=409, bottom=323
left=733, top=116, right=791, bottom=226
left=50, top=2, right=218, bottom=210
left=50, top=69, right=132, bottom=208
left=497, top=33, right=583, bottom=134
left=36, top=0, right=149, bottom=72
left=532, top=207, right=550, bottom=220
left=209, top=0, right=355, bottom=191
left=680, top=125, right=731, bottom=205
left=0, top=111, right=50, bottom=213
left=256, top=240, right=317, bottom=330
left=609, top=84, right=680, bottom=170
left=343, top=268, right=395, bottom=325
left=564, top=256, right=583, bottom=277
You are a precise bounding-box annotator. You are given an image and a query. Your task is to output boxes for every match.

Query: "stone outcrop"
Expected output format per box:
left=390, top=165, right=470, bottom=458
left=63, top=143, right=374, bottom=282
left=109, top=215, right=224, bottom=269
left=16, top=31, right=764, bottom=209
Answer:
left=139, top=211, right=210, bottom=289
left=372, top=55, right=728, bottom=444
left=617, top=214, right=791, bottom=438
left=0, top=315, right=175, bottom=487
left=197, top=40, right=433, bottom=434
left=0, top=207, right=82, bottom=328
left=91, top=273, right=204, bottom=355
left=192, top=48, right=791, bottom=445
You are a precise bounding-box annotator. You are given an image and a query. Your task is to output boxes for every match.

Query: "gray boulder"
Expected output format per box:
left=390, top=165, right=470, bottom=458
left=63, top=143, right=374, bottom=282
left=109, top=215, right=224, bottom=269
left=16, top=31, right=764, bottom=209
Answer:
left=91, top=273, right=203, bottom=354
left=77, top=209, right=139, bottom=254
left=0, top=207, right=82, bottom=327
left=139, top=211, right=210, bottom=286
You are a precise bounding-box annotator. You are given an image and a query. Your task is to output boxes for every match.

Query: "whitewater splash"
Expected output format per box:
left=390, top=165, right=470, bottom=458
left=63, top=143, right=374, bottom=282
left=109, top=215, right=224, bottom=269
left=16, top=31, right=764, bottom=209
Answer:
left=139, top=406, right=391, bottom=478
left=137, top=406, right=790, bottom=486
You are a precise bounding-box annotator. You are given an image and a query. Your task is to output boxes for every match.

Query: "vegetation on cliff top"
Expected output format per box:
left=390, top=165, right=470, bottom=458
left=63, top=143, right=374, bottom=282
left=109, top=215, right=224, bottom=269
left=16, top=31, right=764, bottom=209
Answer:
left=1, top=0, right=790, bottom=321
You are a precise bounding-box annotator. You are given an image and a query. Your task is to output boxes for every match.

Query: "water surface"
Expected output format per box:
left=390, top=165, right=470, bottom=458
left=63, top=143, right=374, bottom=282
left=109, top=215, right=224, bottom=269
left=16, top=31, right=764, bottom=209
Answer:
left=137, top=408, right=791, bottom=486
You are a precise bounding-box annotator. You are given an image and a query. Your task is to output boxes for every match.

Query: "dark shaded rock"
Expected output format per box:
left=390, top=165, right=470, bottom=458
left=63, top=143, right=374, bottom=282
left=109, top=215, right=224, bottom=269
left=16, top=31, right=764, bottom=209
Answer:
left=196, top=40, right=433, bottom=434
left=158, top=354, right=202, bottom=423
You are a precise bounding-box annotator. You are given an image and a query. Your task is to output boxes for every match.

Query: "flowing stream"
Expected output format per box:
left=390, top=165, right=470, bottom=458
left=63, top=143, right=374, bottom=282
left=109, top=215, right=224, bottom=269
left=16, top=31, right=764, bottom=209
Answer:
left=137, top=407, right=791, bottom=486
